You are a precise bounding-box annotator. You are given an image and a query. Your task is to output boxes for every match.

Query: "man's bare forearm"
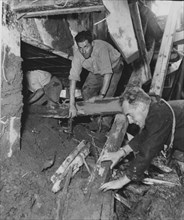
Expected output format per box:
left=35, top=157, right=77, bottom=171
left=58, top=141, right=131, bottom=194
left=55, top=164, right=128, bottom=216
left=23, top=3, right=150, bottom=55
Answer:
left=100, top=73, right=112, bottom=96
left=69, top=80, right=77, bottom=106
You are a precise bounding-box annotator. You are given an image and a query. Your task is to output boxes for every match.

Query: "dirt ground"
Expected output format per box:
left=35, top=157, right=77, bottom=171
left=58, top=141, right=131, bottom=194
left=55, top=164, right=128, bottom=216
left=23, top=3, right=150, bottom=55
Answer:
left=0, top=113, right=184, bottom=220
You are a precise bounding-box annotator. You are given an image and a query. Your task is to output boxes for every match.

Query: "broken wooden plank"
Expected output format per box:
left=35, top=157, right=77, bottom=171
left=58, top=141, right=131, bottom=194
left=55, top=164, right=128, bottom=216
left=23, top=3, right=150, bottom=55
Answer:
left=113, top=193, right=131, bottom=209
left=102, top=0, right=139, bottom=64
left=149, top=2, right=180, bottom=96
left=143, top=178, right=181, bottom=187
left=51, top=140, right=90, bottom=193
left=85, top=114, right=128, bottom=190
left=173, top=30, right=184, bottom=45
left=28, top=97, right=123, bottom=118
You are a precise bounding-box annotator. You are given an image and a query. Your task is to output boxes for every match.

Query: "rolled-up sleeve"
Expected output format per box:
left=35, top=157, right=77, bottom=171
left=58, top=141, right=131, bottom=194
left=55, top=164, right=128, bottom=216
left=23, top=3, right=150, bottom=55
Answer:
left=69, top=53, right=82, bottom=81
left=126, top=107, right=172, bottom=181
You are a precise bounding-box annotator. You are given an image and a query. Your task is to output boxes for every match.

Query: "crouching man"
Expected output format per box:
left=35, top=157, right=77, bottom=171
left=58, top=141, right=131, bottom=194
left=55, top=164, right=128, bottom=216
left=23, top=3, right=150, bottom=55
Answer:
left=69, top=30, right=123, bottom=132
left=26, top=70, right=63, bottom=108
left=100, top=86, right=184, bottom=191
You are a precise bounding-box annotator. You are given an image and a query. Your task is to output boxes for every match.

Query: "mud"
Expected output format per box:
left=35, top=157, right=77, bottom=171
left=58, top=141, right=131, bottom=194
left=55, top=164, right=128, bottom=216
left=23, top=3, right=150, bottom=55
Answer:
left=0, top=114, right=184, bottom=220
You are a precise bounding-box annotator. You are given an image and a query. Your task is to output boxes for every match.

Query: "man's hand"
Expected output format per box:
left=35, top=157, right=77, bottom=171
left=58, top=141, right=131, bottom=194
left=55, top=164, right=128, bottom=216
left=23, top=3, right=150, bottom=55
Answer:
left=100, top=175, right=131, bottom=192
left=69, top=105, right=77, bottom=118
left=87, top=95, right=104, bottom=103
left=101, top=151, right=125, bottom=169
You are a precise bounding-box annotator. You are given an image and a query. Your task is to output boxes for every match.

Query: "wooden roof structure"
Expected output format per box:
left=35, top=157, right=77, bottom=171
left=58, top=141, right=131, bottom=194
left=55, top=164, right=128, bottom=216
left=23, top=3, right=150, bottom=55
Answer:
left=13, top=0, right=105, bottom=17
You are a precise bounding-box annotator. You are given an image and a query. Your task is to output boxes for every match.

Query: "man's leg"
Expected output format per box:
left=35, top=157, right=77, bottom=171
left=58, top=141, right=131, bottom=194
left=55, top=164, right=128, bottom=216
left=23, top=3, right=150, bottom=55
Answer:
left=82, top=73, right=103, bottom=100
left=102, top=62, right=124, bottom=129
left=82, top=73, right=103, bottom=131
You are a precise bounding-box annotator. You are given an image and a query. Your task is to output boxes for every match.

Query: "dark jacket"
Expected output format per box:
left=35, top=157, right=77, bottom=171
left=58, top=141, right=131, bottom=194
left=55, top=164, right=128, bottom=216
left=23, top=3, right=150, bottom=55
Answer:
left=126, top=100, right=184, bottom=181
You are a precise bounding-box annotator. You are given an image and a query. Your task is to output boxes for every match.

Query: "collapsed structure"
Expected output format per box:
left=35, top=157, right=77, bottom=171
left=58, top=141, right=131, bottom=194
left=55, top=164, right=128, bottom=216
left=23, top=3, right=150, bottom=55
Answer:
left=1, top=0, right=184, bottom=219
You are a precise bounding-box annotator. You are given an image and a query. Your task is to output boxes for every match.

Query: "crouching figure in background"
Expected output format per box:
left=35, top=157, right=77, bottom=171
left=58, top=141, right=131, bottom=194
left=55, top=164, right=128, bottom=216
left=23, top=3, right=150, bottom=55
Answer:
left=26, top=70, right=63, bottom=108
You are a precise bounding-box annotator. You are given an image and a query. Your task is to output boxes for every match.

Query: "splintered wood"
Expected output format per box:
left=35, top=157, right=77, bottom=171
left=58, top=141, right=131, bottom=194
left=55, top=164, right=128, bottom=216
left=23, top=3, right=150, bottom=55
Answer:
left=51, top=140, right=90, bottom=193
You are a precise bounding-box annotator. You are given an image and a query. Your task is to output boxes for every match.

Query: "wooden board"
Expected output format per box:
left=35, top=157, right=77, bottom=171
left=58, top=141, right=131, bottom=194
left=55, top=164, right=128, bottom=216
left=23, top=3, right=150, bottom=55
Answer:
left=102, top=0, right=139, bottom=64
left=27, top=97, right=123, bottom=118
left=149, top=2, right=180, bottom=96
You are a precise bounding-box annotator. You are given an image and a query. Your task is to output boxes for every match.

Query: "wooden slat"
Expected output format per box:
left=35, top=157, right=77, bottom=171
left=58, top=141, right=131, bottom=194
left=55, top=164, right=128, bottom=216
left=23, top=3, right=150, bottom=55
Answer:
left=149, top=2, right=180, bottom=96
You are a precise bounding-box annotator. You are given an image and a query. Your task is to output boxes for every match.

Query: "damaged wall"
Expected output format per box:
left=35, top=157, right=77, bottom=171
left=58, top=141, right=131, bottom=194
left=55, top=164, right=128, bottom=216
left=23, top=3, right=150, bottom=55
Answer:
left=1, top=0, right=22, bottom=161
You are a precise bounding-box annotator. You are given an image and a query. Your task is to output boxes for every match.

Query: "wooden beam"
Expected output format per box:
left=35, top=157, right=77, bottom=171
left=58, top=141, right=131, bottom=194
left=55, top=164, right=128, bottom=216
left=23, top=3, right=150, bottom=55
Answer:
left=173, top=30, right=184, bottom=45
left=149, top=2, right=180, bottom=96
left=23, top=6, right=105, bottom=17
left=27, top=97, right=123, bottom=118
left=129, top=2, right=152, bottom=82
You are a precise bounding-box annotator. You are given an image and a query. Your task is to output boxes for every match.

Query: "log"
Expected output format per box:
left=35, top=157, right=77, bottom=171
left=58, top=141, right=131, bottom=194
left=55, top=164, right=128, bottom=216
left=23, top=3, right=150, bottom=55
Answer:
left=27, top=97, right=123, bottom=118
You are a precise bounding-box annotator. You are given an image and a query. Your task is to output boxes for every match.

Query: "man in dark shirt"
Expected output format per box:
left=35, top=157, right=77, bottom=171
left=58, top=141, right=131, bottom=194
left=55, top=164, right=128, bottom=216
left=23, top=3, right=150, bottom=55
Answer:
left=100, top=86, right=184, bottom=191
